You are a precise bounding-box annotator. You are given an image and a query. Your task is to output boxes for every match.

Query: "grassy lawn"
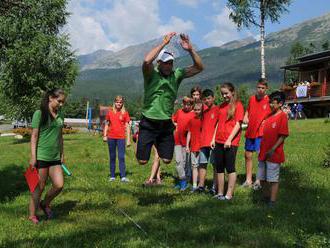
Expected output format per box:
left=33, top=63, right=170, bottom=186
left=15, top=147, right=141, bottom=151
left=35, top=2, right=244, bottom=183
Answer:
left=0, top=119, right=329, bottom=247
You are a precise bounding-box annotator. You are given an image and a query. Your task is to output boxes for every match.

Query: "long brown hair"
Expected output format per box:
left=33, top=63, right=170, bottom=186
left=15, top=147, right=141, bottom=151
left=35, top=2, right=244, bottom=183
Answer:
left=221, top=82, right=238, bottom=120
left=112, top=95, right=126, bottom=114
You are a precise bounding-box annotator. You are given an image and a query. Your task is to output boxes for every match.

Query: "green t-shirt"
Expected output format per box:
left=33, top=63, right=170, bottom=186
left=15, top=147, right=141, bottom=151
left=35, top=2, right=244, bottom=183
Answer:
left=31, top=110, right=64, bottom=161
left=142, top=67, right=185, bottom=120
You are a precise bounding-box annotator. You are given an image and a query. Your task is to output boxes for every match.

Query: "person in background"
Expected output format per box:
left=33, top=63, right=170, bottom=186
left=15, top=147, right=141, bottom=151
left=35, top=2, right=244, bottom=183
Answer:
left=103, top=96, right=131, bottom=182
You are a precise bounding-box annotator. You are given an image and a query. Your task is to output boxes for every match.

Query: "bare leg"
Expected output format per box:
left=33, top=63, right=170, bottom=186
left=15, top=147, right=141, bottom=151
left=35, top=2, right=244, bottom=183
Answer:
left=244, top=151, right=253, bottom=184
left=261, top=180, right=269, bottom=198
left=226, top=172, right=237, bottom=198
left=29, top=168, right=49, bottom=217
left=270, top=182, right=279, bottom=202
left=43, top=165, right=63, bottom=207
left=192, top=167, right=198, bottom=186
left=198, top=166, right=207, bottom=187
left=216, top=173, right=225, bottom=195
left=148, top=147, right=161, bottom=181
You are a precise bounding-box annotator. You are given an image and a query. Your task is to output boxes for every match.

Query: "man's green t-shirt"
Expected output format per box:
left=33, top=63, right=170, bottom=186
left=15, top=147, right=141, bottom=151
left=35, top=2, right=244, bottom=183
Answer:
left=31, top=110, right=64, bottom=161
left=142, top=67, right=185, bottom=120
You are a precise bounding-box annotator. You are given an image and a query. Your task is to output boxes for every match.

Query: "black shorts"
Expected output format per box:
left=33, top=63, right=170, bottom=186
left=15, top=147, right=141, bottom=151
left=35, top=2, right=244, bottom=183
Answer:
left=136, top=116, right=175, bottom=161
left=213, top=143, right=238, bottom=174
left=36, top=160, right=61, bottom=169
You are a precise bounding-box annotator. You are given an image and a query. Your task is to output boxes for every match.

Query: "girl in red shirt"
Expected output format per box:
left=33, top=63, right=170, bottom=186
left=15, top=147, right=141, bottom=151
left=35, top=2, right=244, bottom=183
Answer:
left=211, top=83, right=244, bottom=200
left=103, top=96, right=131, bottom=182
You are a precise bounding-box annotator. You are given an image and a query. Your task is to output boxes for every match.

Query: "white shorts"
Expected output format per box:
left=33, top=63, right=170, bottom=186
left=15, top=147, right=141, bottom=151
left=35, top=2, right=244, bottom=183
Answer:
left=257, top=161, right=280, bottom=183
left=191, top=152, right=199, bottom=168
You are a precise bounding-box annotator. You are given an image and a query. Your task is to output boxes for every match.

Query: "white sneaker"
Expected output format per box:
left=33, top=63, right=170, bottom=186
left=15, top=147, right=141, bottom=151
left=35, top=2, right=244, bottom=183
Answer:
left=121, top=177, right=129, bottom=183
left=109, top=177, right=115, bottom=182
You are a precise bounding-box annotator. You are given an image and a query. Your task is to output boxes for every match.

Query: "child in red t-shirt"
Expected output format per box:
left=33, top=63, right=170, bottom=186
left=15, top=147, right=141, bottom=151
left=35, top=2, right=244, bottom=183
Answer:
left=103, top=96, right=131, bottom=182
left=172, top=96, right=194, bottom=190
left=186, top=100, right=203, bottom=191
left=257, top=91, right=289, bottom=207
left=211, top=83, right=244, bottom=200
left=242, top=78, right=271, bottom=189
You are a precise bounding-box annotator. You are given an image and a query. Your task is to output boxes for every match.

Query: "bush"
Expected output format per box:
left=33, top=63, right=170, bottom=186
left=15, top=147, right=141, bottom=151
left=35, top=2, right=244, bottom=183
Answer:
left=63, top=128, right=79, bottom=135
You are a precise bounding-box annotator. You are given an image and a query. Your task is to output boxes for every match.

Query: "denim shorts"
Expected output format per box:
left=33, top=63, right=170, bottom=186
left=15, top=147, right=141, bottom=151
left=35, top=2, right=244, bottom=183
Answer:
left=198, top=147, right=214, bottom=165
left=245, top=137, right=262, bottom=152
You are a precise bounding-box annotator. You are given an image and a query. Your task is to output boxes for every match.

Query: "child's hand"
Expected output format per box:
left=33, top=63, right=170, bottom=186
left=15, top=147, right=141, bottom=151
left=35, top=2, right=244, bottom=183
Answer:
left=163, top=32, right=176, bottom=45
left=265, top=148, right=275, bottom=160
left=126, top=140, right=131, bottom=147
left=103, top=136, right=107, bottom=142
left=224, top=139, right=231, bottom=148
left=30, top=158, right=37, bottom=168
left=185, top=147, right=190, bottom=153
left=210, top=140, right=215, bottom=149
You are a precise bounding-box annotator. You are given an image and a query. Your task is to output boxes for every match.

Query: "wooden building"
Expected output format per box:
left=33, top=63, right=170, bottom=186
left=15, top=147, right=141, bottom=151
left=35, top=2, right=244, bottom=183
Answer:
left=281, top=50, right=330, bottom=117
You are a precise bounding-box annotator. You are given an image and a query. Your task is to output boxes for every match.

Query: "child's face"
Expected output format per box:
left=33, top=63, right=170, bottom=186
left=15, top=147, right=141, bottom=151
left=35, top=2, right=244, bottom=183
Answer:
left=220, top=87, right=233, bottom=102
left=193, top=105, right=202, bottom=117
left=202, top=95, right=214, bottom=107
left=49, top=94, right=65, bottom=110
left=256, top=83, right=267, bottom=97
left=191, top=91, right=201, bottom=100
left=182, top=101, right=192, bottom=112
left=115, top=99, right=123, bottom=110
left=269, top=99, right=282, bottom=112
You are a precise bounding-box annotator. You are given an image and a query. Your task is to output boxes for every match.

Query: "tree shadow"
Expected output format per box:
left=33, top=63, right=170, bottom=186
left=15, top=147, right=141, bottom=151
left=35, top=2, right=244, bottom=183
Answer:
left=134, top=191, right=175, bottom=206
left=0, top=164, right=28, bottom=202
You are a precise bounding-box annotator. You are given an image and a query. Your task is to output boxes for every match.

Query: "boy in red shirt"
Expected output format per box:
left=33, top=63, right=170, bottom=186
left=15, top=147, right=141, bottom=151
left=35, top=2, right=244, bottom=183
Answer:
left=257, top=91, right=289, bottom=207
left=242, top=78, right=271, bottom=189
left=211, top=83, right=244, bottom=200
left=186, top=100, right=203, bottom=191
left=198, top=89, right=218, bottom=193
left=172, top=96, right=194, bottom=190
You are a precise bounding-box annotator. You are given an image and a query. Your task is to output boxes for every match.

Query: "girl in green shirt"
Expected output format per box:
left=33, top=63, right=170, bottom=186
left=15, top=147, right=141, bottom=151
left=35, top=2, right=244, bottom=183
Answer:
left=28, top=88, right=65, bottom=224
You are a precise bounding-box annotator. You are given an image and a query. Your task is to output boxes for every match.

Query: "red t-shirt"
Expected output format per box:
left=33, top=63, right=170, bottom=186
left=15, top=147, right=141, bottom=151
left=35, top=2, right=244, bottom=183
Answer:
left=200, top=105, right=218, bottom=148
left=258, top=111, right=289, bottom=163
left=172, top=109, right=194, bottom=146
left=106, top=110, right=130, bottom=139
left=215, top=101, right=244, bottom=147
left=245, top=95, right=271, bottom=138
left=187, top=117, right=202, bottom=152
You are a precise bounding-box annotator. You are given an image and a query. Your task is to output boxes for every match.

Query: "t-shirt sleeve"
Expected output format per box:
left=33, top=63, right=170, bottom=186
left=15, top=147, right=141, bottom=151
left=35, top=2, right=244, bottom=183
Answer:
left=175, top=68, right=185, bottom=85
left=31, top=110, right=41, bottom=129
left=235, top=102, right=244, bottom=122
left=279, top=113, right=289, bottom=136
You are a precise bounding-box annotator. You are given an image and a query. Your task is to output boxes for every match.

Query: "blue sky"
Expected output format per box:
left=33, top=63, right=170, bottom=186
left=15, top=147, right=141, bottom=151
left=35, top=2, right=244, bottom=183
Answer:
left=66, top=0, right=330, bottom=55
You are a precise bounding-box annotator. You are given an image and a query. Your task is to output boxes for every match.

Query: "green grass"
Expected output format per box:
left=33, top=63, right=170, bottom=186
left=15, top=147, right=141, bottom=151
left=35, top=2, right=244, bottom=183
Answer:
left=0, top=119, right=329, bottom=248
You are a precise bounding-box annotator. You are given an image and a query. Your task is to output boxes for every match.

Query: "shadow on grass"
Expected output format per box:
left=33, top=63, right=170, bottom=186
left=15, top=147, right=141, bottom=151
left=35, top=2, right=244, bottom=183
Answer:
left=135, top=192, right=175, bottom=206
left=12, top=138, right=30, bottom=144
left=0, top=164, right=28, bottom=202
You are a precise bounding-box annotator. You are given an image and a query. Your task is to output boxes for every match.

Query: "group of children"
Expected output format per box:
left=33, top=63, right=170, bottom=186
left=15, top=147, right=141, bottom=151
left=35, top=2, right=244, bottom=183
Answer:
left=171, top=79, right=289, bottom=205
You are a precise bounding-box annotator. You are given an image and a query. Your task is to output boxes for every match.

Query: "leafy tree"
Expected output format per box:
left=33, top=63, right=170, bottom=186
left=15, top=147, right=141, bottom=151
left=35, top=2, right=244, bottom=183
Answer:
left=227, top=0, right=291, bottom=79
left=61, top=99, right=88, bottom=119
left=0, top=0, right=77, bottom=120
left=322, top=40, right=329, bottom=51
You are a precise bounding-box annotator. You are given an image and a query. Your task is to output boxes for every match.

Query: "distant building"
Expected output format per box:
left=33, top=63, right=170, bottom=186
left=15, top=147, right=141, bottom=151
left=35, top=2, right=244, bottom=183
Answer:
left=281, top=50, right=330, bottom=117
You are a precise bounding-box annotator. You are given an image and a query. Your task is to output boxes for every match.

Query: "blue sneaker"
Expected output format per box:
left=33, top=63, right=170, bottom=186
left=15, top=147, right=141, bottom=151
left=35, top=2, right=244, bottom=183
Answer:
left=180, top=180, right=188, bottom=191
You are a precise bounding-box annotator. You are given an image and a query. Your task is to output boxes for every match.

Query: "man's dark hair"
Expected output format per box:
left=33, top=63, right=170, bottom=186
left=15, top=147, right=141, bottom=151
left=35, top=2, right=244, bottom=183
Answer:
left=269, top=91, right=285, bottom=104
left=258, top=78, right=268, bottom=87
left=202, top=89, right=214, bottom=98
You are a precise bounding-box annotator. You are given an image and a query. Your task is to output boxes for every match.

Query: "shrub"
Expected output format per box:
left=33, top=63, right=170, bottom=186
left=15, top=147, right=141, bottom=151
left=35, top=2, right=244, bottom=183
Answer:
left=63, top=128, right=79, bottom=135
left=12, top=128, right=32, bottom=138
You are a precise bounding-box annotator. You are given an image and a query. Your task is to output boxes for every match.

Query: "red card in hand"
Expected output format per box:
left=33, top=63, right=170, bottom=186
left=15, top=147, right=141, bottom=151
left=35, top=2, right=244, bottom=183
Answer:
left=24, top=165, right=39, bottom=193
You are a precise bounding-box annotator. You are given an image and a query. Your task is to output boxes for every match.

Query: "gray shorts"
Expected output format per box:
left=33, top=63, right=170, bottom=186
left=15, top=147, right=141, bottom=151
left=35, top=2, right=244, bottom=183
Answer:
left=198, top=147, right=214, bottom=165
left=191, top=152, right=199, bottom=168
left=257, top=161, right=280, bottom=183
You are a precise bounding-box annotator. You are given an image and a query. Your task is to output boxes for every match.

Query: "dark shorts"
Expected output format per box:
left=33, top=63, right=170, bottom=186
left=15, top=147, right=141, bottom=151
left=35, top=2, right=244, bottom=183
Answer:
left=136, top=116, right=175, bottom=161
left=36, top=160, right=61, bottom=169
left=213, top=143, right=238, bottom=174
left=245, top=137, right=262, bottom=152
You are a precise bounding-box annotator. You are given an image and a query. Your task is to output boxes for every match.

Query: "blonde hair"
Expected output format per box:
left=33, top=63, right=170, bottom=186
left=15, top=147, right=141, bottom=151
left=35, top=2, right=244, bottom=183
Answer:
left=193, top=99, right=203, bottom=119
left=221, top=82, right=238, bottom=120
left=112, top=95, right=126, bottom=114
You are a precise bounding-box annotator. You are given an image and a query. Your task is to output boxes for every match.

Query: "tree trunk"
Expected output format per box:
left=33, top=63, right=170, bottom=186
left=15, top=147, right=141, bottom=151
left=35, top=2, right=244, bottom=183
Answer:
left=260, top=0, right=266, bottom=79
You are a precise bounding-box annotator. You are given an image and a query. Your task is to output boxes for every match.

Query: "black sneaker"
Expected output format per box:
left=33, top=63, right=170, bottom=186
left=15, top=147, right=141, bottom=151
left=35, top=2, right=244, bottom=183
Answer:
left=197, top=186, right=205, bottom=193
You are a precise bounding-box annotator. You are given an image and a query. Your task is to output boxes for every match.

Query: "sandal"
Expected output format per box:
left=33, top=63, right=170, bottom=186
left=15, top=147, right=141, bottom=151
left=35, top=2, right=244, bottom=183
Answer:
left=40, top=201, right=54, bottom=219
left=155, top=179, right=162, bottom=185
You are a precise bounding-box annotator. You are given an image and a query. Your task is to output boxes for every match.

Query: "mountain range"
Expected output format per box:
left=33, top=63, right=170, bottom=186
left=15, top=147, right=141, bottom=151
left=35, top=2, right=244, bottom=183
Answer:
left=72, top=12, right=330, bottom=103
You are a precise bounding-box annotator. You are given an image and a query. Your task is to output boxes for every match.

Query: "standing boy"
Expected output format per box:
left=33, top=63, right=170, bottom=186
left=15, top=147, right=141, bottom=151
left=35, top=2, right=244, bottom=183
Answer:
left=257, top=91, right=289, bottom=207
left=198, top=89, right=218, bottom=193
left=242, top=78, right=271, bottom=189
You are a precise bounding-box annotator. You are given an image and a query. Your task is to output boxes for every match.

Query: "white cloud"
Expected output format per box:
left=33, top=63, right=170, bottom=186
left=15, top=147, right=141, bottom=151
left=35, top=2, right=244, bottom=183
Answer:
left=176, top=0, right=204, bottom=8
left=65, top=0, right=195, bottom=54
left=203, top=7, right=242, bottom=46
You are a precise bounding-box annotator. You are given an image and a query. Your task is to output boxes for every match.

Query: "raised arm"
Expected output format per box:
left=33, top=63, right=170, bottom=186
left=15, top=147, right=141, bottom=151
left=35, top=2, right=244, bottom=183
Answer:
left=142, top=32, right=176, bottom=78
left=180, top=33, right=204, bottom=78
